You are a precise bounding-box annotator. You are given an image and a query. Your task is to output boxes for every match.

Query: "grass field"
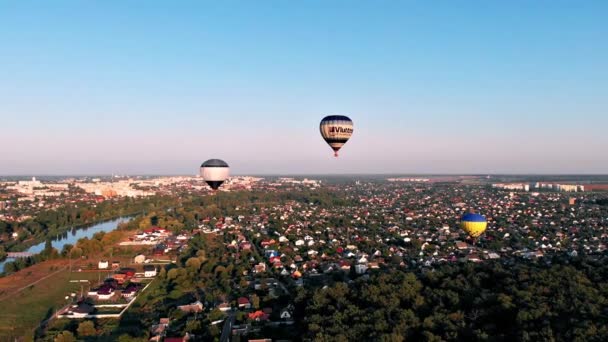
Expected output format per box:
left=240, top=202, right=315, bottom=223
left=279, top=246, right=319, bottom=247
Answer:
left=0, top=259, right=136, bottom=340
left=0, top=268, right=104, bottom=340
left=0, top=229, right=153, bottom=340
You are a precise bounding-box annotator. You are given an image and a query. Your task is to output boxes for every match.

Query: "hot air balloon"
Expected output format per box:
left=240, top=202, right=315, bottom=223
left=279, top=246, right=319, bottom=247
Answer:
left=320, top=115, right=353, bottom=157
left=460, top=213, right=488, bottom=238
left=200, top=159, right=229, bottom=190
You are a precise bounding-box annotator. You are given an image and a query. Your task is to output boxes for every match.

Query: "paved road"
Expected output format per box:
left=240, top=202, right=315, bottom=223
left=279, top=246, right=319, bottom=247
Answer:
left=220, top=310, right=235, bottom=342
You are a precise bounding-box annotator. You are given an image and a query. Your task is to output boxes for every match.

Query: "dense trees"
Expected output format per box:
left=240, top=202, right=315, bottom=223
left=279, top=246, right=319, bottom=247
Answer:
left=53, top=331, right=75, bottom=342
left=76, top=321, right=96, bottom=337
left=296, top=257, right=608, bottom=341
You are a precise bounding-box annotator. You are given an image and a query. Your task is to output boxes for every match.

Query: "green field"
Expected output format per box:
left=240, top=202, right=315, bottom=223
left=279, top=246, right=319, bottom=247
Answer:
left=0, top=270, right=103, bottom=340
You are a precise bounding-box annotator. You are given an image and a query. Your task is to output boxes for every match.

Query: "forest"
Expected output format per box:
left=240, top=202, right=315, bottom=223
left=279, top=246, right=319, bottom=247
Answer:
left=295, top=256, right=608, bottom=342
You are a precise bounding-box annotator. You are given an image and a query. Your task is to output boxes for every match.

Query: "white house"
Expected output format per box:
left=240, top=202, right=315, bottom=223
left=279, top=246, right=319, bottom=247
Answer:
left=133, top=254, right=146, bottom=264
left=98, top=260, right=109, bottom=269
left=355, top=264, right=368, bottom=275
left=280, top=308, right=292, bottom=320
left=144, top=265, right=157, bottom=277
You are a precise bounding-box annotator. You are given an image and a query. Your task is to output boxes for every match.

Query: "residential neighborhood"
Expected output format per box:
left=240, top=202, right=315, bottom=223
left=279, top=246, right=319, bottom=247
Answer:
left=2, top=175, right=608, bottom=341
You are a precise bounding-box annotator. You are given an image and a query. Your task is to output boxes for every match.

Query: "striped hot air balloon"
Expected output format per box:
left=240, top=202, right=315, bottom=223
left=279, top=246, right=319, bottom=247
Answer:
left=320, top=115, right=353, bottom=157
left=460, top=213, right=488, bottom=238
left=200, top=159, right=229, bottom=190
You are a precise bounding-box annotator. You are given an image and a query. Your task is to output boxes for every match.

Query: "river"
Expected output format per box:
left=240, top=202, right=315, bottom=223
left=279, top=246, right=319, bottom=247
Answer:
left=0, top=217, right=131, bottom=273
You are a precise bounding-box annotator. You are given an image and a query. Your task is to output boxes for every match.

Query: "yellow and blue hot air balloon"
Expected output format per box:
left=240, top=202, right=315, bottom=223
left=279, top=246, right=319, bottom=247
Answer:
left=460, top=213, right=487, bottom=238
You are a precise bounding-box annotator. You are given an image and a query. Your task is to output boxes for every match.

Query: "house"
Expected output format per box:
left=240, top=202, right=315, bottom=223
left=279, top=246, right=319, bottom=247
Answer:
left=248, top=310, right=269, bottom=321
left=178, top=301, right=204, bottom=313
left=134, top=254, right=146, bottom=264
left=98, top=260, right=109, bottom=269
left=355, top=264, right=367, bottom=275
left=280, top=305, right=293, bottom=320
left=70, top=303, right=94, bottom=318
left=96, top=284, right=115, bottom=300
left=260, top=239, right=276, bottom=247
left=339, top=260, right=351, bottom=271
left=465, top=254, right=481, bottom=263
left=254, top=263, right=266, bottom=274
left=264, top=250, right=278, bottom=258
left=113, top=273, right=128, bottom=284
left=150, top=318, right=170, bottom=337
left=455, top=241, right=469, bottom=250
left=218, top=302, right=231, bottom=312
left=487, top=252, right=500, bottom=259
left=144, top=265, right=157, bottom=277
left=121, top=268, right=136, bottom=277
left=122, top=284, right=139, bottom=298
left=164, top=337, right=187, bottom=342
left=238, top=297, right=251, bottom=309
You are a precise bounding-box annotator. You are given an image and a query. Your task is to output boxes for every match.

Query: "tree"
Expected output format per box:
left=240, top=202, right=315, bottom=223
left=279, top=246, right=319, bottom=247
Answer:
left=209, top=324, right=221, bottom=337
left=118, top=334, right=148, bottom=342
left=70, top=246, right=83, bottom=259
left=252, top=294, right=260, bottom=310
left=209, top=308, right=225, bottom=322
left=186, top=257, right=202, bottom=272
left=60, top=244, right=73, bottom=257
left=43, top=239, right=53, bottom=256
left=77, top=320, right=96, bottom=337
left=54, top=330, right=75, bottom=342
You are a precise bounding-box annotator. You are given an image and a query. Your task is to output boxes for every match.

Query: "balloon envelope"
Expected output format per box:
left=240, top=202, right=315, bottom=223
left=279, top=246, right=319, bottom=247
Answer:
left=320, top=115, right=353, bottom=157
left=200, top=159, right=230, bottom=190
left=460, top=213, right=487, bottom=238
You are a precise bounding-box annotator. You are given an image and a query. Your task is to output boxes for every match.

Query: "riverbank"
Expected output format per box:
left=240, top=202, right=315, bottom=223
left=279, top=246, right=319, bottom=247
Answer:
left=0, top=216, right=137, bottom=274
left=6, top=210, right=143, bottom=254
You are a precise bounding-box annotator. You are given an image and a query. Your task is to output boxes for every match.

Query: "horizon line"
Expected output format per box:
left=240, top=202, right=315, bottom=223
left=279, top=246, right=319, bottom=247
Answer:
left=3, top=173, right=608, bottom=177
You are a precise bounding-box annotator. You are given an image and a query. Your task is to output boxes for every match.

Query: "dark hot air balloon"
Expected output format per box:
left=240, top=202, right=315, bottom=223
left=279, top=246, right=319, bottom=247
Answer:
left=320, top=115, right=353, bottom=157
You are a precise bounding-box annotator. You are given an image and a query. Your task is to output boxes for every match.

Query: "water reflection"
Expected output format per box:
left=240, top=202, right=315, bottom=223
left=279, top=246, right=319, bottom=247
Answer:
left=0, top=217, right=131, bottom=273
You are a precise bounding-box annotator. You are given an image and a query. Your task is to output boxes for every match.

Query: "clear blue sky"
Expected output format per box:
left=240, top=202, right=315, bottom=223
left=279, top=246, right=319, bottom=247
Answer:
left=1, top=1, right=607, bottom=175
